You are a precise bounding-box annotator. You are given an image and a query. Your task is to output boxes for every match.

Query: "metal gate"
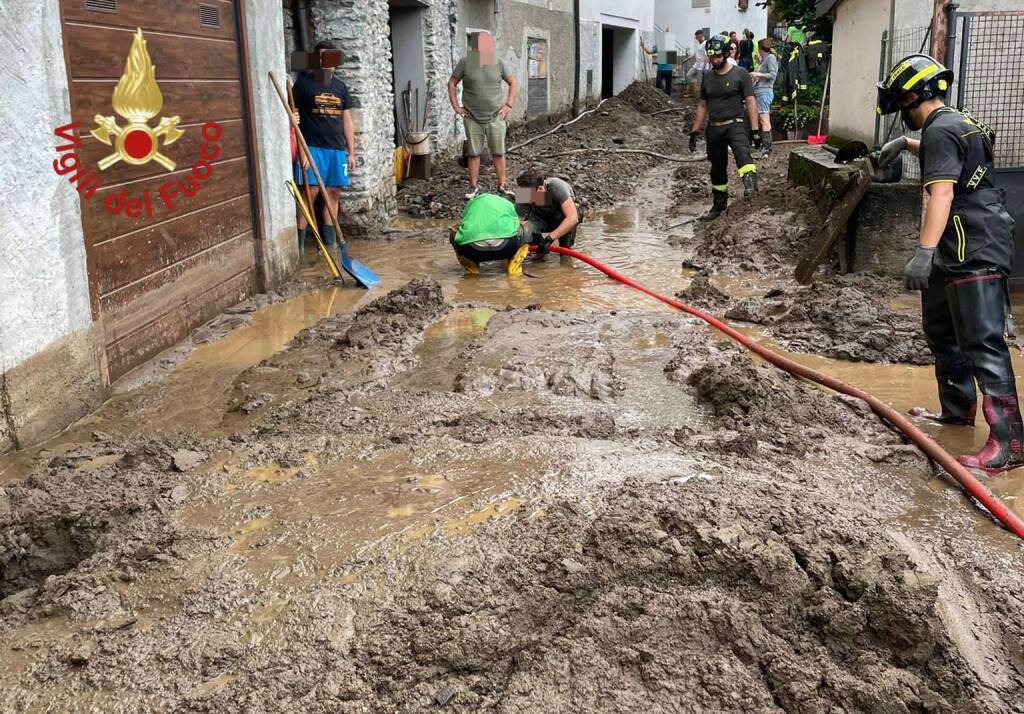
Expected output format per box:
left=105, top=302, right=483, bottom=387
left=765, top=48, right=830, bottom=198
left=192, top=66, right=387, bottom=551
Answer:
left=877, top=11, right=1024, bottom=282
left=947, top=10, right=1024, bottom=283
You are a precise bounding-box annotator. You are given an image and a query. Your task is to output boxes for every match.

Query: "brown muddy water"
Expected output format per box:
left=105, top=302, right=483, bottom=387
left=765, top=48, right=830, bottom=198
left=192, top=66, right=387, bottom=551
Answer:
left=3, top=176, right=1024, bottom=710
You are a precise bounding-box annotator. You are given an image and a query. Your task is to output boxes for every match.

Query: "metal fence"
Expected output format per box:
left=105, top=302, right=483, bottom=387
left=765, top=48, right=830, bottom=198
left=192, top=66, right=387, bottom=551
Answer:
left=951, top=12, right=1024, bottom=169
left=878, top=12, right=1024, bottom=179
left=877, top=25, right=931, bottom=180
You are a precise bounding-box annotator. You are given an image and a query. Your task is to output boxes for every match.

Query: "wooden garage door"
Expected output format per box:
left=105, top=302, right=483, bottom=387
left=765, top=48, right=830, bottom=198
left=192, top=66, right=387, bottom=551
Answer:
left=59, top=0, right=259, bottom=381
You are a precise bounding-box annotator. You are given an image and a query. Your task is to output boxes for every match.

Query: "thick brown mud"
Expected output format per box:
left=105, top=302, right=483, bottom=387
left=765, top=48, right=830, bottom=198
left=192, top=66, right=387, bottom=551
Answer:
left=2, top=85, right=1024, bottom=712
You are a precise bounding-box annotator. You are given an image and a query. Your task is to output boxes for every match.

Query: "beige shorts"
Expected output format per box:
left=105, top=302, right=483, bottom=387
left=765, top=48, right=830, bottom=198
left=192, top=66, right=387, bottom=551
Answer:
left=464, top=115, right=507, bottom=156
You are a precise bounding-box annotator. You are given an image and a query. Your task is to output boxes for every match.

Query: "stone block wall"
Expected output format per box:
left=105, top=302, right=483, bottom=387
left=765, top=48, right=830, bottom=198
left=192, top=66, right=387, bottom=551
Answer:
left=309, top=0, right=398, bottom=236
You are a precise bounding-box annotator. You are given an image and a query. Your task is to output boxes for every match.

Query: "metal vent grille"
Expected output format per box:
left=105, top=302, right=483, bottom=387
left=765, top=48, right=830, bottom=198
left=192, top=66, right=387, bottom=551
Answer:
left=84, top=0, right=117, bottom=13
left=198, top=3, right=221, bottom=28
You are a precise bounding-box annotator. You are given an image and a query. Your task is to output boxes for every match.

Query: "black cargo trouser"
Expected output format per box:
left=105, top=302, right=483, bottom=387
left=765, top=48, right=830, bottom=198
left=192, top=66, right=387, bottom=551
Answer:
left=706, top=120, right=756, bottom=194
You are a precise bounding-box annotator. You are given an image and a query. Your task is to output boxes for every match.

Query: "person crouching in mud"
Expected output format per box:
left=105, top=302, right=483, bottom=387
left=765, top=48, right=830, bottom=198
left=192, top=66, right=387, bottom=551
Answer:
left=449, top=193, right=533, bottom=276
left=514, top=167, right=583, bottom=251
left=876, top=53, right=1022, bottom=474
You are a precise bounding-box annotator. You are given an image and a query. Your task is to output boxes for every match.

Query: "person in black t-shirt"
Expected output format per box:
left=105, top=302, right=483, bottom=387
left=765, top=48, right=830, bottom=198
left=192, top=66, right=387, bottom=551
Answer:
left=738, top=30, right=755, bottom=70
left=688, top=35, right=760, bottom=221
left=292, top=40, right=356, bottom=259
left=876, top=53, right=1021, bottom=474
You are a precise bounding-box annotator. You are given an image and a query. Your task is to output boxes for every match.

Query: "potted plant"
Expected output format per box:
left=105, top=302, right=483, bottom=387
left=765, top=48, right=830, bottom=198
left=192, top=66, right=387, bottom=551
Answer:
left=779, top=104, right=817, bottom=140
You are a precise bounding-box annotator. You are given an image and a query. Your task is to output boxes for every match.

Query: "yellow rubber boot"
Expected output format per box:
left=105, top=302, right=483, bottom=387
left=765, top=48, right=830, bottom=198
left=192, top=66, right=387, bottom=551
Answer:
left=457, top=255, right=480, bottom=275
left=506, top=244, right=530, bottom=276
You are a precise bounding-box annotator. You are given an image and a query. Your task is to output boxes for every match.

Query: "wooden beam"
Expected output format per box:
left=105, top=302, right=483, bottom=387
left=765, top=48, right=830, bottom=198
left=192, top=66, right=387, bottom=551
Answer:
left=794, top=161, right=873, bottom=284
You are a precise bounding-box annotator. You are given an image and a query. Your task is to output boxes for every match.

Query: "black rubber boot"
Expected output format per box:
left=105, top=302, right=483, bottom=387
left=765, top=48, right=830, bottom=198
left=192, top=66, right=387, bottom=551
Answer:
left=297, top=227, right=307, bottom=256
left=742, top=172, right=758, bottom=197
left=946, top=273, right=1024, bottom=473
left=760, top=131, right=772, bottom=159
left=699, top=190, right=728, bottom=221
left=909, top=361, right=977, bottom=425
left=959, top=389, right=1024, bottom=473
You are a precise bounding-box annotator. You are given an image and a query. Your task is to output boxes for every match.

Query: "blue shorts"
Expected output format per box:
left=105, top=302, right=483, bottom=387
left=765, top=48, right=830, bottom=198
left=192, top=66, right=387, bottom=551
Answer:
left=755, top=91, right=774, bottom=114
left=294, top=145, right=350, bottom=187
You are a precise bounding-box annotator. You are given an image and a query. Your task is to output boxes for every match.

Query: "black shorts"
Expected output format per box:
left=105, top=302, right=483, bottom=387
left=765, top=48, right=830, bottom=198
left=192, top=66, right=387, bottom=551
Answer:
left=451, top=235, right=524, bottom=263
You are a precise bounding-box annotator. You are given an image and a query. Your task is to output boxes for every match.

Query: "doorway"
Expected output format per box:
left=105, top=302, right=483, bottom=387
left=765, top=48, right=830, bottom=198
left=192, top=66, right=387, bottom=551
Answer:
left=388, top=0, right=428, bottom=143
left=601, top=25, right=637, bottom=98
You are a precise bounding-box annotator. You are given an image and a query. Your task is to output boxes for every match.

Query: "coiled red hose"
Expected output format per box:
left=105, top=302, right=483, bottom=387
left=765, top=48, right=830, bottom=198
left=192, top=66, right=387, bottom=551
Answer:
left=537, top=244, right=1024, bottom=541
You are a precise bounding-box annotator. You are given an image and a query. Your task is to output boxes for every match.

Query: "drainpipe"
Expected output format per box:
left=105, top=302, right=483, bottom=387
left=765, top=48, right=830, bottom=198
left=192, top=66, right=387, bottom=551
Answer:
left=572, top=0, right=581, bottom=117
left=294, top=0, right=311, bottom=52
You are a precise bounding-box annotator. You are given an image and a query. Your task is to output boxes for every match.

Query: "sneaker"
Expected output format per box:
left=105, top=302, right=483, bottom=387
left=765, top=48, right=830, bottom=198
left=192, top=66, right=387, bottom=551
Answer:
left=498, top=183, right=515, bottom=199
left=464, top=186, right=479, bottom=200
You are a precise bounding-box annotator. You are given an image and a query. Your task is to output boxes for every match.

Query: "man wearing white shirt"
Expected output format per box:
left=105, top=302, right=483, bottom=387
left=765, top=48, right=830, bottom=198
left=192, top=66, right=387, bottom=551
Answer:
left=686, top=29, right=708, bottom=91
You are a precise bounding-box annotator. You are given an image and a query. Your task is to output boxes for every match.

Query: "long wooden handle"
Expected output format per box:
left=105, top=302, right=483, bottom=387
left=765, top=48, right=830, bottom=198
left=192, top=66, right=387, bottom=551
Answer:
left=269, top=71, right=346, bottom=247
left=286, top=80, right=318, bottom=222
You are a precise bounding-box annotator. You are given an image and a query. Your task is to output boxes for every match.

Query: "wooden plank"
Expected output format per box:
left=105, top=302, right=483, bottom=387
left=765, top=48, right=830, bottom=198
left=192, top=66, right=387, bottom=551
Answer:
left=100, top=233, right=254, bottom=340
left=93, top=195, right=252, bottom=295
left=61, top=0, right=237, bottom=41
left=83, top=157, right=251, bottom=243
left=105, top=267, right=254, bottom=380
left=77, top=118, right=246, bottom=186
left=70, top=80, right=244, bottom=126
left=795, top=162, right=874, bottom=284
left=63, top=24, right=239, bottom=80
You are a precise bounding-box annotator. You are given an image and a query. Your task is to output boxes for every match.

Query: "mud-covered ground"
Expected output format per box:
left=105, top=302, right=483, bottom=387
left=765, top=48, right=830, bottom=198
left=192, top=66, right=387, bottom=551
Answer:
left=3, top=89, right=1024, bottom=712
left=3, top=279, right=1023, bottom=712
left=399, top=82, right=693, bottom=219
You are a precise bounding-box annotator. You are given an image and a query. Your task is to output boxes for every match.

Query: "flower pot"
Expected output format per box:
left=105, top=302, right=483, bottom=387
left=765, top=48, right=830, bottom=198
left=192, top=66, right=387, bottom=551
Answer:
left=786, top=128, right=809, bottom=141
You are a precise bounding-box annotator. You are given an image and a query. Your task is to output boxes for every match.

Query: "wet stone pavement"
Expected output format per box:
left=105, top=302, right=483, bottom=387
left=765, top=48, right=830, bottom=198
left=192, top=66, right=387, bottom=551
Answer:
left=1, top=156, right=1024, bottom=711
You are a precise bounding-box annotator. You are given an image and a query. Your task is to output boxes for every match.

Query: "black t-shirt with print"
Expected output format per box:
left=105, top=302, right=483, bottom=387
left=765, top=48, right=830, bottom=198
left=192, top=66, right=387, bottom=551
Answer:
left=700, top=65, right=754, bottom=123
left=919, top=107, right=997, bottom=195
left=293, top=72, right=354, bottom=150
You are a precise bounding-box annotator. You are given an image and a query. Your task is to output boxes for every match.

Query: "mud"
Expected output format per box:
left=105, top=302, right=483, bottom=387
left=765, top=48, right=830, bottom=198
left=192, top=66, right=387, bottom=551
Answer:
left=398, top=82, right=692, bottom=219
left=3, top=93, right=1024, bottom=712
left=674, top=272, right=931, bottom=365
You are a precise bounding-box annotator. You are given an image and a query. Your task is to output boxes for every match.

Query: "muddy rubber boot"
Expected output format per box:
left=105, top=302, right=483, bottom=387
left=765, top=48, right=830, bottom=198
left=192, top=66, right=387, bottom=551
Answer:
left=760, top=131, right=772, bottom=159
left=457, top=255, right=480, bottom=275
left=506, top=243, right=530, bottom=276
left=297, top=228, right=307, bottom=261
left=958, top=389, right=1024, bottom=474
left=910, top=363, right=977, bottom=426
left=742, top=172, right=758, bottom=197
left=698, top=190, right=728, bottom=221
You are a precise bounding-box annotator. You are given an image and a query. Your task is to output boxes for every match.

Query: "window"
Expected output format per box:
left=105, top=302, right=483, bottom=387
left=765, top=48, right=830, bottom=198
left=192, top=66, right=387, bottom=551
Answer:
left=527, top=37, right=548, bottom=79
left=692, top=0, right=710, bottom=8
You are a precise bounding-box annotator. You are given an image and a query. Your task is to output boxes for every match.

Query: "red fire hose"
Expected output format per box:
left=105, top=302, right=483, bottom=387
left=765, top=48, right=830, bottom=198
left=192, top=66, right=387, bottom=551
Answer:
left=536, top=244, right=1024, bottom=542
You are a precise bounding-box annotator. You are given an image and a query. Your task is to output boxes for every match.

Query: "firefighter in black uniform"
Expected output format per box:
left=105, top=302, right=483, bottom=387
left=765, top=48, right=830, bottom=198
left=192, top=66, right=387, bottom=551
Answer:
left=876, top=53, right=1021, bottom=474
left=689, top=35, right=761, bottom=221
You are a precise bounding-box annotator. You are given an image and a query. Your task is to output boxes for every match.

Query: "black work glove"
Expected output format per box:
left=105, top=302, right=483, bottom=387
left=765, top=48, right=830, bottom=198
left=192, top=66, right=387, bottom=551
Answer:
left=689, top=131, right=700, bottom=154
left=878, top=136, right=908, bottom=169
left=531, top=231, right=554, bottom=254
left=751, top=129, right=763, bottom=150
left=903, top=246, right=934, bottom=291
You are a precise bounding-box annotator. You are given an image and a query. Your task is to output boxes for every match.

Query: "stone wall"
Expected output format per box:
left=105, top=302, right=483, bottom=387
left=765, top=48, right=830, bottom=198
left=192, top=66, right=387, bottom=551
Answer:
left=309, top=0, right=398, bottom=236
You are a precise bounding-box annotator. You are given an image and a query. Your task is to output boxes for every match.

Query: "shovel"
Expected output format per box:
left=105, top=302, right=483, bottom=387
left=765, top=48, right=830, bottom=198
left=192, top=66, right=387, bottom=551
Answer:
left=270, top=72, right=380, bottom=288
left=808, top=59, right=831, bottom=145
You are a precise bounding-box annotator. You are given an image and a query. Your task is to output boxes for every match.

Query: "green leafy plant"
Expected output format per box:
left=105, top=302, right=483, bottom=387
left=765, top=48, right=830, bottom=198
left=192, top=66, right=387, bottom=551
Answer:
left=767, top=0, right=833, bottom=37
left=779, top=104, right=817, bottom=131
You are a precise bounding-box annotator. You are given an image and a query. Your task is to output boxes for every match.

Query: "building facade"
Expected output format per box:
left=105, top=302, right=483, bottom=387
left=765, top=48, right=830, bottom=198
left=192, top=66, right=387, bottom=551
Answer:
left=288, top=0, right=579, bottom=235
left=578, top=0, right=656, bottom=101
left=654, top=0, right=769, bottom=49
left=0, top=0, right=297, bottom=453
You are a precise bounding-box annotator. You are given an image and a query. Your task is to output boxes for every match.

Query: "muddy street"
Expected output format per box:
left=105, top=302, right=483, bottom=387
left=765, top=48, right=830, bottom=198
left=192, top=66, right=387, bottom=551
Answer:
left=3, top=91, right=1024, bottom=712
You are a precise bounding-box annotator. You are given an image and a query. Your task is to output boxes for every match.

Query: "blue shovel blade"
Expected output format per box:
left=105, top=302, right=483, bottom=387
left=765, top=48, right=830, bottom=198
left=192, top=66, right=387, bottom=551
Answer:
left=339, top=243, right=381, bottom=288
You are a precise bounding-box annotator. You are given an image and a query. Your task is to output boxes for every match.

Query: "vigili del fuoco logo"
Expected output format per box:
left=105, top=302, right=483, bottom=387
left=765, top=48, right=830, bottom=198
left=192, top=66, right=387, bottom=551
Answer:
left=52, top=28, right=223, bottom=219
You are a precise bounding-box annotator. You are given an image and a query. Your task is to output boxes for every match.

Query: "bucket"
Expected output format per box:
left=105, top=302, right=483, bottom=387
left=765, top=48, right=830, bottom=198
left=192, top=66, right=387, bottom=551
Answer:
left=406, top=131, right=431, bottom=156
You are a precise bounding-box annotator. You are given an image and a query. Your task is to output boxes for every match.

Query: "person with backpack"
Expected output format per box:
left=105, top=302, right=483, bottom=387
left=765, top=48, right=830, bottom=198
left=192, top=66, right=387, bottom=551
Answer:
left=876, top=54, right=1021, bottom=474
left=749, top=38, right=779, bottom=158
